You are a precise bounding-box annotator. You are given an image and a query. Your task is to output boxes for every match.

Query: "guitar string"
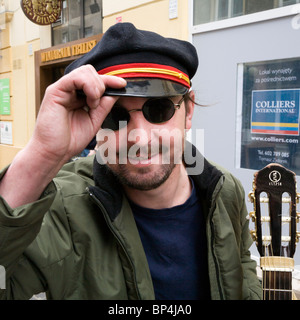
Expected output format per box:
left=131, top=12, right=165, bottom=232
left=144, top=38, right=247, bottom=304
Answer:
left=284, top=191, right=292, bottom=299
left=266, top=192, right=292, bottom=300
left=280, top=192, right=285, bottom=300
left=266, top=193, right=273, bottom=300
left=259, top=185, right=296, bottom=300
left=265, top=193, right=289, bottom=300
left=263, top=195, right=271, bottom=300
left=264, top=193, right=275, bottom=300
left=280, top=192, right=290, bottom=299
left=262, top=195, right=267, bottom=300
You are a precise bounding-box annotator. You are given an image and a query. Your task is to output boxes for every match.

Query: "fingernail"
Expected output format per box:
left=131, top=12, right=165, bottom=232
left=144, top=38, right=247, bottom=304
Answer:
left=119, top=78, right=127, bottom=85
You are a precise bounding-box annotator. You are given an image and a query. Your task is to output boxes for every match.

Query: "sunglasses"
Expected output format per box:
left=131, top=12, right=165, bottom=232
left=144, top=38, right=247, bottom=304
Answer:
left=101, top=96, right=185, bottom=131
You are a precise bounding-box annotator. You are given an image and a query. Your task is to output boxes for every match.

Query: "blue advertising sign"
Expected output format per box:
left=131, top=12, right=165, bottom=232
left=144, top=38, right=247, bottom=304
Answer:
left=237, top=57, right=300, bottom=174
left=251, top=89, right=300, bottom=136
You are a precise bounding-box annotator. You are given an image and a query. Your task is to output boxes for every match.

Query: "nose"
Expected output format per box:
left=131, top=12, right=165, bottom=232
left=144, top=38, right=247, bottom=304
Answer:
left=125, top=108, right=153, bottom=149
left=126, top=107, right=151, bottom=130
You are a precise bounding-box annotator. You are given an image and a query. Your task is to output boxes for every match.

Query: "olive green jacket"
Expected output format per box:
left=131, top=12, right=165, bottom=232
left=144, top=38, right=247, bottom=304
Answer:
left=0, top=150, right=262, bottom=300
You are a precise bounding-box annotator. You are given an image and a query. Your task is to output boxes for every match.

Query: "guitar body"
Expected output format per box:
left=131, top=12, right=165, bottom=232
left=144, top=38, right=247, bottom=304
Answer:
left=249, top=164, right=299, bottom=300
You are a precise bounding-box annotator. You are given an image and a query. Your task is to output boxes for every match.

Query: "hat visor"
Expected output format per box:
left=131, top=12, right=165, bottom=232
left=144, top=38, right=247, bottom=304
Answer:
left=104, top=78, right=189, bottom=98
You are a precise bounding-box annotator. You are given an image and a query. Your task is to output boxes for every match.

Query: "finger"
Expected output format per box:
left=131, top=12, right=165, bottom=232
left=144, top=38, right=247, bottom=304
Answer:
left=88, top=95, right=119, bottom=132
left=100, top=74, right=128, bottom=90
left=57, top=66, right=126, bottom=109
left=62, top=65, right=127, bottom=96
left=85, top=74, right=127, bottom=109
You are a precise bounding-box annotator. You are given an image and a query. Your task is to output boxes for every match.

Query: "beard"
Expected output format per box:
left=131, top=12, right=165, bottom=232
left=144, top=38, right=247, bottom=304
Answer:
left=106, top=161, right=177, bottom=191
left=99, top=126, right=185, bottom=191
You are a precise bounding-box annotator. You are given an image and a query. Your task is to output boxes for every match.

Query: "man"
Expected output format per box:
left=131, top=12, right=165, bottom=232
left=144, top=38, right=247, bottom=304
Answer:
left=0, top=23, right=261, bottom=300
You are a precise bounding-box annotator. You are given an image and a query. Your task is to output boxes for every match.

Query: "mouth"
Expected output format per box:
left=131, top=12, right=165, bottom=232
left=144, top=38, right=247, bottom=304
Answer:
left=115, top=142, right=173, bottom=167
left=127, top=153, right=160, bottom=166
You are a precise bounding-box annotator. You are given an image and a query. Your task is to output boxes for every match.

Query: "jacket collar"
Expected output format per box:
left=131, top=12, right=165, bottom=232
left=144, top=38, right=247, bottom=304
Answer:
left=91, top=157, right=124, bottom=221
left=183, top=141, right=224, bottom=217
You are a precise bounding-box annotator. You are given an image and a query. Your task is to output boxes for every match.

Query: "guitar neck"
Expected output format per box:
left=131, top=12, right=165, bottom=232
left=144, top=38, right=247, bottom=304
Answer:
left=261, top=256, right=294, bottom=300
left=262, top=270, right=292, bottom=300
left=249, top=164, right=299, bottom=300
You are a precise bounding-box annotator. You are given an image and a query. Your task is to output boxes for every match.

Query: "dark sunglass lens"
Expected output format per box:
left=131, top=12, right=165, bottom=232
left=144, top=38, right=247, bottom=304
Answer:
left=101, top=106, right=129, bottom=130
left=143, top=99, right=175, bottom=123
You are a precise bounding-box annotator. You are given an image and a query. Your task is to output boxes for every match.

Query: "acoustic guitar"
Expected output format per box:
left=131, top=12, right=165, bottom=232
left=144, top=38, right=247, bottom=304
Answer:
left=249, top=164, right=300, bottom=300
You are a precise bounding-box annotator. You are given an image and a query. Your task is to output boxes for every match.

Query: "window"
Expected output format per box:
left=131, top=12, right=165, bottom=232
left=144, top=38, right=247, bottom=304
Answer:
left=233, top=0, right=244, bottom=17
left=217, top=0, right=229, bottom=19
left=281, top=0, right=299, bottom=6
left=84, top=0, right=102, bottom=37
left=52, top=0, right=102, bottom=45
left=193, top=0, right=213, bottom=24
left=193, top=0, right=300, bottom=26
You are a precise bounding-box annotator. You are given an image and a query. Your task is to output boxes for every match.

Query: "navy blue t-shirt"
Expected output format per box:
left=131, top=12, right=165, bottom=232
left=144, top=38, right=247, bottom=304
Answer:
left=129, top=179, right=211, bottom=300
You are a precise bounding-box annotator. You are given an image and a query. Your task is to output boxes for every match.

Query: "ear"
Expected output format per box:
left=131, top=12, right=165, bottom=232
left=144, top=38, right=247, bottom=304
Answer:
left=185, top=90, right=195, bottom=130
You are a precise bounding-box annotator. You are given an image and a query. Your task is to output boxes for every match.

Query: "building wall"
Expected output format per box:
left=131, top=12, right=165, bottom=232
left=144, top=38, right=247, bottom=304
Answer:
left=0, top=0, right=188, bottom=168
left=192, top=14, right=300, bottom=196
left=0, top=0, right=51, bottom=168
left=191, top=14, right=300, bottom=262
left=102, top=0, right=189, bottom=40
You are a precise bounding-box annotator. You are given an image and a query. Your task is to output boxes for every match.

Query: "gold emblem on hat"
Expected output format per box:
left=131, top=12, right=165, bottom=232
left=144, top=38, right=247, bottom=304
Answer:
left=21, top=0, right=62, bottom=25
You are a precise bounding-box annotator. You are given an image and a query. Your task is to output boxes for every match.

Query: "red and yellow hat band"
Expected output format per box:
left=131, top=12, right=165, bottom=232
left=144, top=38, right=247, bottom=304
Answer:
left=98, top=63, right=191, bottom=88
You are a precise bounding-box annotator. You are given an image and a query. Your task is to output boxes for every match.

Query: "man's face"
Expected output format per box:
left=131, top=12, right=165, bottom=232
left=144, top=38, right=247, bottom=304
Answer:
left=97, top=93, right=194, bottom=191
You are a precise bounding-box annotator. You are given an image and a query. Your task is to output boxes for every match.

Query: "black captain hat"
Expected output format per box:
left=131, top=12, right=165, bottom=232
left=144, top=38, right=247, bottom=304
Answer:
left=65, top=23, right=198, bottom=97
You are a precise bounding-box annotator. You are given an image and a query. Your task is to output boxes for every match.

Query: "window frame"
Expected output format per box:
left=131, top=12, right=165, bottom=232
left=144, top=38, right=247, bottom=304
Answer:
left=190, top=0, right=300, bottom=34
left=51, top=0, right=102, bottom=46
left=279, top=0, right=300, bottom=6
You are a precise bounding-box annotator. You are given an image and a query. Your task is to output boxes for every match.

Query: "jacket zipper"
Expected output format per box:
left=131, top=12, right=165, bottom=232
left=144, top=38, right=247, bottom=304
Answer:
left=87, top=187, right=142, bottom=300
left=209, top=207, right=224, bottom=300
left=208, top=176, right=225, bottom=300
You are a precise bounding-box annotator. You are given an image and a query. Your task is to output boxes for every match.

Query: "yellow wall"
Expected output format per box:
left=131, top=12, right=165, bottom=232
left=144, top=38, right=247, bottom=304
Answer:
left=0, top=1, right=51, bottom=168
left=103, top=0, right=189, bottom=40
left=103, top=0, right=154, bottom=16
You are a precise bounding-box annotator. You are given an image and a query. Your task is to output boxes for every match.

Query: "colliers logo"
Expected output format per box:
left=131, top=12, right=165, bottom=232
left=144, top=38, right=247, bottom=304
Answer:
left=21, top=0, right=62, bottom=25
left=251, top=89, right=300, bottom=136
left=269, top=170, right=282, bottom=186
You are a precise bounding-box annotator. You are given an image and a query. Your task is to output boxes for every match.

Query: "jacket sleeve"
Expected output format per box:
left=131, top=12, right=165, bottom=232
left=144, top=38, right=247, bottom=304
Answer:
left=227, top=174, right=262, bottom=300
left=211, top=168, right=262, bottom=300
left=0, top=166, right=57, bottom=299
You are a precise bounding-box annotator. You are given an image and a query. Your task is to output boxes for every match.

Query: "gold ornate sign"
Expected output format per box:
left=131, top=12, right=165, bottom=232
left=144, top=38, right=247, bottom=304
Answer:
left=21, top=0, right=62, bottom=25
left=40, top=40, right=98, bottom=63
